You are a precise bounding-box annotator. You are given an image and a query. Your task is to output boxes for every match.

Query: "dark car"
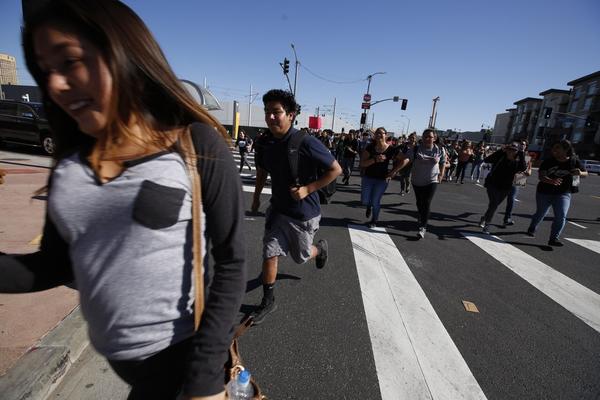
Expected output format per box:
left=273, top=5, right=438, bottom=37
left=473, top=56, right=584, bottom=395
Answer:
left=0, top=100, right=55, bottom=155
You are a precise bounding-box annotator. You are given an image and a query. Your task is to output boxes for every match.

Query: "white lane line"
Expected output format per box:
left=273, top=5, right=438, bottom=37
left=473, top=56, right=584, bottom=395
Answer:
left=349, top=225, right=487, bottom=400
left=242, top=185, right=270, bottom=194
left=567, top=221, right=587, bottom=229
left=462, top=231, right=600, bottom=333
left=565, top=238, right=600, bottom=255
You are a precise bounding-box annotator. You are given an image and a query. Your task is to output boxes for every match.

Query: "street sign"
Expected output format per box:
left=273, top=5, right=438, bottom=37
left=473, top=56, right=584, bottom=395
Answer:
left=363, top=94, right=371, bottom=102
left=361, top=102, right=371, bottom=110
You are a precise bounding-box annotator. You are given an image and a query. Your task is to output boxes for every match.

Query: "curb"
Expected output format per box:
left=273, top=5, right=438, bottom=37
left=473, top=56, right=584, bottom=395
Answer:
left=0, top=306, right=89, bottom=400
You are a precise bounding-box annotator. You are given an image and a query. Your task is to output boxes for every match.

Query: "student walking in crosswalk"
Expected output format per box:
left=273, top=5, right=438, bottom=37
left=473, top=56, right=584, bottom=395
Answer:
left=479, top=142, right=527, bottom=234
left=389, top=129, right=446, bottom=238
left=235, top=130, right=253, bottom=172
left=503, top=139, right=533, bottom=226
left=527, top=140, right=588, bottom=246
left=359, top=127, right=397, bottom=228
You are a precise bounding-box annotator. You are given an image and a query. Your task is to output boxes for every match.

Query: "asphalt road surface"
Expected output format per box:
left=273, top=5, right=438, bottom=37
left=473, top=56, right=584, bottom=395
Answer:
left=39, top=148, right=600, bottom=400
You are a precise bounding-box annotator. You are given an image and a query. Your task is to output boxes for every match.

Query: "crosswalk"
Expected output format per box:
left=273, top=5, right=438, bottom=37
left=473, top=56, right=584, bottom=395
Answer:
left=347, top=224, right=599, bottom=399
left=230, top=144, right=600, bottom=398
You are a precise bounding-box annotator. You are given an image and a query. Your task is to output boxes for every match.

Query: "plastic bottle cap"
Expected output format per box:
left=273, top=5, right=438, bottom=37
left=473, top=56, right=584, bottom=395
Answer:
left=238, top=370, right=251, bottom=384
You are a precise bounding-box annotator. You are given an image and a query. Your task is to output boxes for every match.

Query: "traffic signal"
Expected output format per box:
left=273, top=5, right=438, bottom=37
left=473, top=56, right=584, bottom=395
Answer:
left=544, top=107, right=552, bottom=119
left=283, top=58, right=290, bottom=74
left=360, top=113, right=367, bottom=124
left=401, top=99, right=408, bottom=110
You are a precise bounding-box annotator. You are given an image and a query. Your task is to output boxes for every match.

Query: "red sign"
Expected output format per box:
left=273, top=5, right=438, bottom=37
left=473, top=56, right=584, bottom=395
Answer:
left=308, top=116, right=322, bottom=129
left=363, top=94, right=371, bottom=102
left=361, top=102, right=371, bottom=110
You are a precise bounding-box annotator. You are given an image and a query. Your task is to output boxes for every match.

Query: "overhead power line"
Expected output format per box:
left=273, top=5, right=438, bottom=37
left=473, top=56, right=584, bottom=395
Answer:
left=300, top=64, right=366, bottom=85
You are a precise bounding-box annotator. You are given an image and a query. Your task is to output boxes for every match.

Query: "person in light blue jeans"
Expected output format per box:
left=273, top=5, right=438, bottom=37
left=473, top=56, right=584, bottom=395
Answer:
left=527, top=140, right=587, bottom=246
left=359, top=127, right=396, bottom=228
left=528, top=192, right=571, bottom=243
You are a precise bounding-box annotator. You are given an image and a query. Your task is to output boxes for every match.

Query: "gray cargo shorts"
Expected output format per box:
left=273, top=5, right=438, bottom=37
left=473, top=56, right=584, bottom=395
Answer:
left=263, top=206, right=321, bottom=264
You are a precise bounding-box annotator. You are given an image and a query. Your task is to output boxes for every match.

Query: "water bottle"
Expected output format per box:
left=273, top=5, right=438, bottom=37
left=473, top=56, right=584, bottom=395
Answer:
left=226, top=369, right=255, bottom=399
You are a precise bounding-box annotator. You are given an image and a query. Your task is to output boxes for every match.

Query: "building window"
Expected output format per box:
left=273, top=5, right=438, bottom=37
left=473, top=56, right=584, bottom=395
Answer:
left=576, top=118, right=586, bottom=128
left=583, top=97, right=593, bottom=111
left=588, top=81, right=598, bottom=95
left=569, top=100, right=579, bottom=113
left=571, top=129, right=583, bottom=143
left=563, top=120, right=573, bottom=129
left=574, top=86, right=583, bottom=99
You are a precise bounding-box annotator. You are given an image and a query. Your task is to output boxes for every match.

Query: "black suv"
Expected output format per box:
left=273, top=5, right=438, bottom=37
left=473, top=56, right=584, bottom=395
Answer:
left=0, top=100, right=55, bottom=155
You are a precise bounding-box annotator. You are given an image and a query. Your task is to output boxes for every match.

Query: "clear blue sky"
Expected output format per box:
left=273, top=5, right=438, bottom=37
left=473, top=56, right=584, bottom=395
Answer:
left=2, top=0, right=599, bottom=134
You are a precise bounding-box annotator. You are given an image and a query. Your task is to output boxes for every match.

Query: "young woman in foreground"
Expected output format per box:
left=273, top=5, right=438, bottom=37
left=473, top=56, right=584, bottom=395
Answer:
left=0, top=1, right=246, bottom=399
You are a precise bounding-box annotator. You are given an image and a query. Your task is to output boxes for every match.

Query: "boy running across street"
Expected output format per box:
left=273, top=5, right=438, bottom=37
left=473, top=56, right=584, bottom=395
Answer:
left=250, top=89, right=342, bottom=325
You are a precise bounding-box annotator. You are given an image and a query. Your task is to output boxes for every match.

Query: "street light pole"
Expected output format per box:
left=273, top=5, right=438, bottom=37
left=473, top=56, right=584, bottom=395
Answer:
left=291, top=43, right=299, bottom=98
left=361, top=71, right=385, bottom=130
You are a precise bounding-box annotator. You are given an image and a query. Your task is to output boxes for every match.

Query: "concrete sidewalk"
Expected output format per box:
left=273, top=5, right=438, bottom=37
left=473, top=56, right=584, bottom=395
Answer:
left=1, top=154, right=84, bottom=399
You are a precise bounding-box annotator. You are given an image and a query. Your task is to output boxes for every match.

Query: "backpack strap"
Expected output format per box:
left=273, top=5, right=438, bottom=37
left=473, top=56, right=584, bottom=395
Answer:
left=287, top=130, right=308, bottom=186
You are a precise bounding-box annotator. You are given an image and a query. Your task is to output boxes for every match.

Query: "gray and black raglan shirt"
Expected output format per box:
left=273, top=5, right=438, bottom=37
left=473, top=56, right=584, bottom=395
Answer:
left=0, top=123, right=247, bottom=396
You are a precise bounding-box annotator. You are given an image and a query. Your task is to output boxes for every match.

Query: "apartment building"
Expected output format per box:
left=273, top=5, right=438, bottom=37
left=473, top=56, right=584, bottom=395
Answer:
left=493, top=70, right=600, bottom=159
left=0, top=53, right=19, bottom=85
left=511, top=98, right=542, bottom=144
left=566, top=71, right=600, bottom=158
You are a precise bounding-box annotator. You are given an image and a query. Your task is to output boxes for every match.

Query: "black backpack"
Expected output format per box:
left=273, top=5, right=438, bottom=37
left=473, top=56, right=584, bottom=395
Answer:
left=287, top=130, right=336, bottom=204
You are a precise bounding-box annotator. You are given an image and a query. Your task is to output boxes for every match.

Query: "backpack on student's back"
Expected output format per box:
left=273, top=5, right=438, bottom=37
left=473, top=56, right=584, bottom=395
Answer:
left=287, top=130, right=336, bottom=204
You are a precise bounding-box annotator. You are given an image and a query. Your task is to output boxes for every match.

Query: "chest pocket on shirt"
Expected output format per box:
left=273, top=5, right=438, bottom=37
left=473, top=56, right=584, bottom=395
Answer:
left=133, top=180, right=186, bottom=229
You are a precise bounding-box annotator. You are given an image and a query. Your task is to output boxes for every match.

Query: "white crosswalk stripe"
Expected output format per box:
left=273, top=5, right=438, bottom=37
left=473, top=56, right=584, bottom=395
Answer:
left=462, top=232, right=600, bottom=333
left=565, top=238, right=600, bottom=255
left=349, top=224, right=487, bottom=400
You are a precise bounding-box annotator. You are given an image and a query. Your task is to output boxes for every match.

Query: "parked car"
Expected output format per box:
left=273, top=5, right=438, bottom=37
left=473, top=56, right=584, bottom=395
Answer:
left=581, top=159, right=600, bottom=175
left=0, top=100, right=55, bottom=155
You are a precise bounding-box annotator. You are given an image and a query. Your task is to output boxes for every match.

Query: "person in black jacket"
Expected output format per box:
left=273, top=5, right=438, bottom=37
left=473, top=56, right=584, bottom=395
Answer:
left=0, top=2, right=246, bottom=399
left=479, top=142, right=526, bottom=234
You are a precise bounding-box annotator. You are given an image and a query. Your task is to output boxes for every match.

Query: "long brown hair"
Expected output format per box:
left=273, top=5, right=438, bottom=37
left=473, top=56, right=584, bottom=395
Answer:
left=22, top=0, right=227, bottom=173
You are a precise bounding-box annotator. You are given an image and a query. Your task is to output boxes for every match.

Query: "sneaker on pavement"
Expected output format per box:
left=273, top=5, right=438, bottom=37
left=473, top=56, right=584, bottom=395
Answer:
left=526, top=229, right=535, bottom=237
left=368, top=221, right=377, bottom=229
left=479, top=217, right=486, bottom=228
left=316, top=239, right=328, bottom=269
left=250, top=297, right=277, bottom=326
left=503, top=219, right=515, bottom=227
left=366, top=206, right=372, bottom=219
left=548, top=238, right=564, bottom=247
left=417, top=227, right=426, bottom=239
left=476, top=179, right=480, bottom=183
left=482, top=224, right=491, bottom=234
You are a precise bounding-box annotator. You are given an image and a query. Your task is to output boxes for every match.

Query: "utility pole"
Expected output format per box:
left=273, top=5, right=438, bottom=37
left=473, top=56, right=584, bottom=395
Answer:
left=248, top=84, right=252, bottom=126
left=429, top=96, right=440, bottom=128
left=331, top=97, right=336, bottom=131
left=291, top=43, right=299, bottom=98
left=371, top=113, right=375, bottom=129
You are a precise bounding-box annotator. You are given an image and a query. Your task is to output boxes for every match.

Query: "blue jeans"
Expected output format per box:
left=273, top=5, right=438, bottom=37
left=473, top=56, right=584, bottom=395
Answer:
left=470, top=161, right=484, bottom=180
left=361, top=176, right=389, bottom=222
left=504, top=185, right=519, bottom=222
left=528, top=192, right=571, bottom=240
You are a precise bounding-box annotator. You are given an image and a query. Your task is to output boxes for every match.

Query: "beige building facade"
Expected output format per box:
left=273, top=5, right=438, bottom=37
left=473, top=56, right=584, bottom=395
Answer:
left=0, top=53, right=19, bottom=85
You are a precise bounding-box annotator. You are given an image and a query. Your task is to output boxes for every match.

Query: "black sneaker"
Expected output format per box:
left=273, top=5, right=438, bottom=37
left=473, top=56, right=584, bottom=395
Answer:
left=366, top=207, right=372, bottom=219
left=548, top=238, right=564, bottom=247
left=250, top=297, right=277, bottom=326
left=526, top=229, right=535, bottom=237
left=316, top=239, right=328, bottom=269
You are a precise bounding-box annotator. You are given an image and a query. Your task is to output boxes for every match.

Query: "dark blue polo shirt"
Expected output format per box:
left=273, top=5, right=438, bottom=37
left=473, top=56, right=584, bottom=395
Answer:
left=256, top=128, right=335, bottom=221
